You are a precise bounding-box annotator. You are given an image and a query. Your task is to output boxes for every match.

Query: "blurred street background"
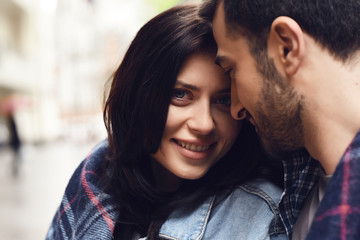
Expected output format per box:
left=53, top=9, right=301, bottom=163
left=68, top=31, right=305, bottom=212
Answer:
left=0, top=0, right=198, bottom=239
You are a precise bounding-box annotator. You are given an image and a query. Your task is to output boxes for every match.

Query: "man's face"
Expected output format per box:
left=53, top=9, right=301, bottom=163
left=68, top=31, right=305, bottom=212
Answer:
left=212, top=1, right=304, bottom=157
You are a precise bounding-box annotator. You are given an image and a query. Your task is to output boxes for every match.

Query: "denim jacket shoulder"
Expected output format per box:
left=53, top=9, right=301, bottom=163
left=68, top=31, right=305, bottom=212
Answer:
left=157, top=179, right=286, bottom=240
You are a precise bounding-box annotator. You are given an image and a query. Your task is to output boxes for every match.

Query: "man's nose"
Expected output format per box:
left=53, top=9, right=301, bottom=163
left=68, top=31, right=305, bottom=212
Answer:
left=230, top=86, right=246, bottom=120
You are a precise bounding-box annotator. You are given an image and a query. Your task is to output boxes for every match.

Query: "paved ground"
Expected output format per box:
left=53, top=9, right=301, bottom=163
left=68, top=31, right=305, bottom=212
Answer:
left=0, top=139, right=100, bottom=240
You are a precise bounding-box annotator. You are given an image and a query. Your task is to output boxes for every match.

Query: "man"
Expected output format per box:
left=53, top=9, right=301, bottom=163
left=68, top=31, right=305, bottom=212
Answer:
left=200, top=0, right=360, bottom=239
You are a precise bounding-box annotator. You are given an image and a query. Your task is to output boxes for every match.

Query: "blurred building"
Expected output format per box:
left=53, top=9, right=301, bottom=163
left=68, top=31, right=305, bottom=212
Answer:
left=0, top=1, right=203, bottom=239
left=0, top=0, right=192, bottom=145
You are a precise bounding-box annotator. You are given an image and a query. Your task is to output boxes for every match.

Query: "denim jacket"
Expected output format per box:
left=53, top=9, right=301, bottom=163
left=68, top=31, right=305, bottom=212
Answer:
left=155, top=179, right=286, bottom=240
left=47, top=140, right=286, bottom=240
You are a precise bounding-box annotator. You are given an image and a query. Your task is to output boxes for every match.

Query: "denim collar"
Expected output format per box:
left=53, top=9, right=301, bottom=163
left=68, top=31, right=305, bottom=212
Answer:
left=158, top=195, right=216, bottom=240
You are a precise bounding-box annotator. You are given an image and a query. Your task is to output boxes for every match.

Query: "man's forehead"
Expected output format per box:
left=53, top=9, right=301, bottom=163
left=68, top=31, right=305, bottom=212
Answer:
left=213, top=1, right=245, bottom=42
left=212, top=1, right=229, bottom=51
left=212, top=0, right=225, bottom=32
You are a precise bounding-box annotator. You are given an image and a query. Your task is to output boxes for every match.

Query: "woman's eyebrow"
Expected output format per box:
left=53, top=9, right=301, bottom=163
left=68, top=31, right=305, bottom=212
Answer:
left=176, top=80, right=231, bottom=94
left=175, top=79, right=199, bottom=91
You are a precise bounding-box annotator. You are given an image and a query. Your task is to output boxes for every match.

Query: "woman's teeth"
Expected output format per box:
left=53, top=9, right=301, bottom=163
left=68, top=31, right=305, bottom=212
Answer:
left=176, top=140, right=211, bottom=152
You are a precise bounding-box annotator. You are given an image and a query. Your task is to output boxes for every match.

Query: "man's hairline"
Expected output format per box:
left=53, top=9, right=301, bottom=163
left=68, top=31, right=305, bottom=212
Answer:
left=209, top=0, right=254, bottom=47
left=210, top=0, right=270, bottom=70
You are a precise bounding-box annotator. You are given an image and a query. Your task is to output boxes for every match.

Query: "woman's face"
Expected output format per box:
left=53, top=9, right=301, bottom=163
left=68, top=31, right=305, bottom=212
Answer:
left=151, top=52, right=242, bottom=188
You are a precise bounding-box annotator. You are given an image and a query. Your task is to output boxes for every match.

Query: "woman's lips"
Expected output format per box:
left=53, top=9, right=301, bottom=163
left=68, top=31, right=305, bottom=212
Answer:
left=172, top=139, right=216, bottom=160
left=174, top=139, right=212, bottom=152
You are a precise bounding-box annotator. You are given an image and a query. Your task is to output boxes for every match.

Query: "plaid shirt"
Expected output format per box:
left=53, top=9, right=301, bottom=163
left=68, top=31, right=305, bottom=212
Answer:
left=306, top=130, right=360, bottom=240
left=276, top=149, right=322, bottom=239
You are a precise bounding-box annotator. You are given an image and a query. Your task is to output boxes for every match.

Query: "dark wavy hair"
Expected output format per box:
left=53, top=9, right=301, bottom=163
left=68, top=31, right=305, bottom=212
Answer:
left=103, top=4, right=283, bottom=239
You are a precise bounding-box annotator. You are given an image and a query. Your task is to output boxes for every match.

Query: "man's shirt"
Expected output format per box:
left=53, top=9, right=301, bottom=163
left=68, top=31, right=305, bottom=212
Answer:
left=292, top=169, right=331, bottom=240
left=306, top=130, right=360, bottom=239
left=276, top=150, right=321, bottom=239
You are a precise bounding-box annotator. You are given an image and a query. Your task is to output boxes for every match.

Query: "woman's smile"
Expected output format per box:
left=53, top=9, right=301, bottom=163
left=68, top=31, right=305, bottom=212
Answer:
left=173, top=139, right=215, bottom=152
left=172, top=138, right=217, bottom=160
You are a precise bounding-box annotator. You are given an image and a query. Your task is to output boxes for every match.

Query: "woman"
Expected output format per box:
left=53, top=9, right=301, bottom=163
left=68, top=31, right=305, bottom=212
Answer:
left=46, top=4, right=284, bottom=240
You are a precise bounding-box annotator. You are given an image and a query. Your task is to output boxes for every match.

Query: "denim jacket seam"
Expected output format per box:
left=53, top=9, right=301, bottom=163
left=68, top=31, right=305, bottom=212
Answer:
left=158, top=234, right=179, bottom=240
left=262, top=232, right=270, bottom=240
left=239, top=184, right=279, bottom=214
left=239, top=183, right=286, bottom=237
left=158, top=194, right=216, bottom=240
left=194, top=194, right=216, bottom=240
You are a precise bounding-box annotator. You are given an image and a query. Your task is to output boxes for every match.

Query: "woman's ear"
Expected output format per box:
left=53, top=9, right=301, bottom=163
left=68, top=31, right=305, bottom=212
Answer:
left=268, top=16, right=305, bottom=77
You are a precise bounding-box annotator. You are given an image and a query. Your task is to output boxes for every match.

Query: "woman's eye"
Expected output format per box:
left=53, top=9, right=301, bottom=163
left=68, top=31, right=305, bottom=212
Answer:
left=217, top=95, right=231, bottom=106
left=173, top=89, right=186, bottom=98
left=171, top=88, right=192, bottom=106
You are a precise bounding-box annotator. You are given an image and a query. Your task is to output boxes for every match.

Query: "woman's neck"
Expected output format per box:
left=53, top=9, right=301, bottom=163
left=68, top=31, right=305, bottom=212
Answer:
left=151, top=158, right=181, bottom=192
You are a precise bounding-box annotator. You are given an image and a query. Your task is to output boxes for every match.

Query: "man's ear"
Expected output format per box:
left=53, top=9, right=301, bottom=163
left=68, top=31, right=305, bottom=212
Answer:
left=268, top=16, right=305, bottom=76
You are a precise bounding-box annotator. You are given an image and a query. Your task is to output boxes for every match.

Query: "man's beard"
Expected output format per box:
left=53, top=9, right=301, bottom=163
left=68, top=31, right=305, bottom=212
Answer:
left=254, top=56, right=305, bottom=158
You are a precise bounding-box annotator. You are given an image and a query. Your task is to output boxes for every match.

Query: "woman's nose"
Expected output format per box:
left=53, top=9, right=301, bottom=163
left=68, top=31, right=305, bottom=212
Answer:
left=187, top=103, right=215, bottom=135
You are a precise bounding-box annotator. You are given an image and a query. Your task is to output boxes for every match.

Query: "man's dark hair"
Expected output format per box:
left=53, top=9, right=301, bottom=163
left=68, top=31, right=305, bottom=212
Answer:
left=200, top=0, right=360, bottom=61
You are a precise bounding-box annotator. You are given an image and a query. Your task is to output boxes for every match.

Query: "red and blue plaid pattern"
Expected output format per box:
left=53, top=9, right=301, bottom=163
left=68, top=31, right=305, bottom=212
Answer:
left=307, top=130, right=360, bottom=239
left=46, top=140, right=119, bottom=240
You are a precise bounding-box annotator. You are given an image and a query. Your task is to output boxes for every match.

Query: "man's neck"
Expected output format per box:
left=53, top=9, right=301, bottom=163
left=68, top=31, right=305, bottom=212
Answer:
left=304, top=121, right=358, bottom=174
left=301, top=52, right=360, bottom=174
